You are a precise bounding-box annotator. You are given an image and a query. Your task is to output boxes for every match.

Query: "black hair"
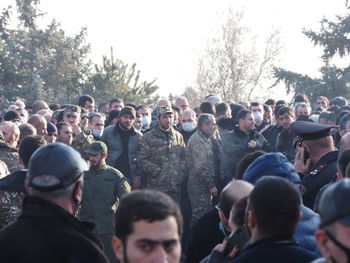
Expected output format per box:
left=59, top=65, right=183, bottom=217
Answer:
left=277, top=107, right=293, bottom=117
left=115, top=190, right=182, bottom=240
left=109, top=98, right=124, bottom=108
left=236, top=151, right=266, bottom=179
left=230, top=104, right=245, bottom=122
left=275, top=100, right=287, bottom=107
left=265, top=99, right=275, bottom=106
left=19, top=135, right=47, bottom=168
left=250, top=102, right=260, bottom=108
left=56, top=122, right=71, bottom=134
left=236, top=109, right=251, bottom=122
left=294, top=94, right=309, bottom=104
left=200, top=102, right=216, bottom=115
left=248, top=176, right=301, bottom=238
left=78, top=95, right=94, bottom=108
left=216, top=102, right=230, bottom=117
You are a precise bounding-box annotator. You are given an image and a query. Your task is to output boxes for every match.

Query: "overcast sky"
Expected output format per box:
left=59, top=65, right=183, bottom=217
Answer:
left=1, top=0, right=347, bottom=97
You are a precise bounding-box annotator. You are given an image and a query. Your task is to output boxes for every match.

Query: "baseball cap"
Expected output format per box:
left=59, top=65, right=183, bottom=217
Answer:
left=319, top=178, right=350, bottom=227
left=27, top=142, right=88, bottom=191
left=86, top=141, right=108, bottom=155
left=157, top=106, right=173, bottom=117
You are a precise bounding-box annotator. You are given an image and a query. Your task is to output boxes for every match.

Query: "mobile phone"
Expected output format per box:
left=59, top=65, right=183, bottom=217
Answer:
left=303, top=147, right=310, bottom=164
left=223, top=227, right=249, bottom=256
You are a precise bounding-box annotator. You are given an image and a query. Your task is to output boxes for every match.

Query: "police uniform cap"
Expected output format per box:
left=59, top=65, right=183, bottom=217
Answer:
left=86, top=141, right=108, bottom=155
left=319, top=178, right=350, bottom=227
left=157, top=106, right=173, bottom=117
left=27, top=142, right=88, bottom=192
left=290, top=121, right=334, bottom=141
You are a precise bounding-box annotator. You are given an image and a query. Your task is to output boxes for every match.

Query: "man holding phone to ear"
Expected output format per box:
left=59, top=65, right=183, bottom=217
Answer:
left=291, top=121, right=338, bottom=209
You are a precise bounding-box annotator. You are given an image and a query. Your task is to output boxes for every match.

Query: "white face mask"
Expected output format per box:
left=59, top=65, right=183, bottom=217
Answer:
left=141, top=116, right=152, bottom=127
left=92, top=129, right=103, bottom=138
left=13, top=121, right=21, bottom=127
left=253, top=112, right=263, bottom=123
left=182, top=122, right=195, bottom=132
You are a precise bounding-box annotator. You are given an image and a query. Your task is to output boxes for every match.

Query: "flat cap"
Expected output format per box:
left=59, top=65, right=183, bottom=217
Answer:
left=290, top=121, right=334, bottom=141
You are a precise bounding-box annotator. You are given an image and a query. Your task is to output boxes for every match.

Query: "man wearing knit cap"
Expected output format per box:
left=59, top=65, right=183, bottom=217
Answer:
left=101, top=106, right=143, bottom=186
left=46, top=122, right=58, bottom=143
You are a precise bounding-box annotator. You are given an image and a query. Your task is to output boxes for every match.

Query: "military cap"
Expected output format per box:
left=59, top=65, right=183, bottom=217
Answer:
left=86, top=141, right=108, bottom=155
left=290, top=121, right=334, bottom=141
left=118, top=106, right=136, bottom=119
left=27, top=142, right=88, bottom=191
left=63, top=104, right=81, bottom=117
left=319, top=178, right=350, bottom=227
left=157, top=106, right=173, bottom=117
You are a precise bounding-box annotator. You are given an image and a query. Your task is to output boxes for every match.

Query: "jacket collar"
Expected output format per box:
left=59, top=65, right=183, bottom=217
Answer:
left=114, top=122, right=137, bottom=135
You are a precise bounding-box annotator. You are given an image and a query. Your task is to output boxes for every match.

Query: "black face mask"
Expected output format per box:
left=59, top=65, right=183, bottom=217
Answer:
left=326, top=230, right=350, bottom=263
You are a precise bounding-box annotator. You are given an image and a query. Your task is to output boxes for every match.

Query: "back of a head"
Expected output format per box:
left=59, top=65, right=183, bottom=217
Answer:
left=27, top=114, right=45, bottom=128
left=27, top=142, right=88, bottom=192
left=242, top=152, right=301, bottom=187
left=230, top=104, right=245, bottom=121
left=200, top=102, right=216, bottom=115
left=236, top=150, right=266, bottom=180
left=249, top=176, right=301, bottom=238
left=32, top=100, right=48, bottom=114
left=294, top=94, right=309, bottom=105
left=19, top=135, right=47, bottom=169
left=115, top=190, right=183, bottom=240
left=216, top=102, right=230, bottom=117
left=218, top=180, right=253, bottom=219
left=19, top=123, right=37, bottom=141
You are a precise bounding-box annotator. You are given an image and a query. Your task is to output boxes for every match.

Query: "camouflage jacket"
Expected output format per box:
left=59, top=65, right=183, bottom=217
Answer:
left=136, top=126, right=187, bottom=193
left=187, top=130, right=216, bottom=190
left=0, top=143, right=21, bottom=173
left=72, top=129, right=97, bottom=160
left=79, top=164, right=131, bottom=234
left=0, top=170, right=27, bottom=230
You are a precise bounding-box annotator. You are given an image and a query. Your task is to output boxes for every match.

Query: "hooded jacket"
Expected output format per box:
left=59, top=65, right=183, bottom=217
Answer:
left=242, top=152, right=320, bottom=255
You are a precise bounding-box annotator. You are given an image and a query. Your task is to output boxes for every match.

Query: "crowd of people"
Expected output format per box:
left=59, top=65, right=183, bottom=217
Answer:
left=0, top=93, right=350, bottom=263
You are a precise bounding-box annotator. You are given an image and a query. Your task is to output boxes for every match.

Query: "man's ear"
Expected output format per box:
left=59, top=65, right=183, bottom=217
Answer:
left=73, top=181, right=83, bottom=204
left=112, top=236, right=124, bottom=262
left=315, top=230, right=332, bottom=259
left=247, top=210, right=256, bottom=229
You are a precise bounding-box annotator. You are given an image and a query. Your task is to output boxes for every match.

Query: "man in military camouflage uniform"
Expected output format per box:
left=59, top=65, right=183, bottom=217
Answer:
left=62, top=104, right=82, bottom=136
left=79, top=141, right=131, bottom=263
left=0, top=130, right=20, bottom=173
left=72, top=112, right=105, bottom=160
left=0, top=135, right=46, bottom=230
left=187, top=114, right=219, bottom=225
left=136, top=106, right=187, bottom=204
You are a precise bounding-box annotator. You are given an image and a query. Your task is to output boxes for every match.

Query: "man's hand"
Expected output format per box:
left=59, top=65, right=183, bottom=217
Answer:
left=208, top=239, right=239, bottom=263
left=210, top=186, right=218, bottom=196
left=71, top=124, right=82, bottom=136
left=294, top=146, right=311, bottom=174
left=247, top=140, right=257, bottom=148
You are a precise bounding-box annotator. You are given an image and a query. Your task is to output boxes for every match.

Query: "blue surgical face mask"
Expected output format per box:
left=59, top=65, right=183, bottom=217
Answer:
left=142, top=116, right=152, bottom=127
left=14, top=121, right=21, bottom=127
left=182, top=122, right=195, bottom=132
left=92, top=129, right=103, bottom=138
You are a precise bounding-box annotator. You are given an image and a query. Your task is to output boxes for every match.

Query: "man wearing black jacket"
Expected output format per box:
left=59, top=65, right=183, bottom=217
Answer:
left=0, top=143, right=109, bottom=263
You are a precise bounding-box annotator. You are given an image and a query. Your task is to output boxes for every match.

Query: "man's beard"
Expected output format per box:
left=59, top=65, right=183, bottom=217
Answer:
left=120, top=121, right=131, bottom=130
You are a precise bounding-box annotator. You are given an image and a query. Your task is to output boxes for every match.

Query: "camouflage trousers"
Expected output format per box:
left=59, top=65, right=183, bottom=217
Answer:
left=189, top=191, right=212, bottom=226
